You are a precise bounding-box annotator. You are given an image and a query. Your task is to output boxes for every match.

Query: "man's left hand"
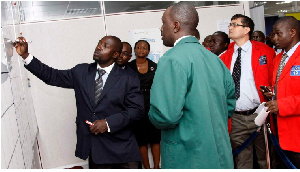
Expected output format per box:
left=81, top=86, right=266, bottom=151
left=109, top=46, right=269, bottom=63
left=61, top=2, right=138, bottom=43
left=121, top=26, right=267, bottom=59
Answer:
left=265, top=100, right=279, bottom=114
left=90, top=119, right=108, bottom=135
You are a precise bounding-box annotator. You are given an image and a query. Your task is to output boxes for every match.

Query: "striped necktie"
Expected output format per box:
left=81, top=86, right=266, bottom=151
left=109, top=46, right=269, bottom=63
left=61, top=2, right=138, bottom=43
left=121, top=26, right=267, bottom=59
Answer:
left=95, top=69, right=106, bottom=105
left=274, top=53, right=288, bottom=100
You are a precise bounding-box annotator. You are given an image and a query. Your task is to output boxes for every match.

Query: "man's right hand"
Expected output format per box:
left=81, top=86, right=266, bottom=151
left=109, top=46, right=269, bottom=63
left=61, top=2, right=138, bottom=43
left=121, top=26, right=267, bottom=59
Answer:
left=14, top=37, right=29, bottom=59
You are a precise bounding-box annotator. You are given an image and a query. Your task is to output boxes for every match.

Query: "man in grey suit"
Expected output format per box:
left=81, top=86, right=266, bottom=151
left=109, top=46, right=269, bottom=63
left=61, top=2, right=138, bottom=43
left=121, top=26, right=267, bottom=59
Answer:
left=14, top=36, right=144, bottom=169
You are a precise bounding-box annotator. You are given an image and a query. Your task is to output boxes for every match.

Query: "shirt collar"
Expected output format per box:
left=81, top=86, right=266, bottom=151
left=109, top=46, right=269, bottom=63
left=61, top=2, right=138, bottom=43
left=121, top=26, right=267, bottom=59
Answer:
left=284, top=41, right=300, bottom=57
left=234, top=40, right=251, bottom=53
left=218, top=50, right=227, bottom=57
left=97, top=62, right=115, bottom=75
left=174, top=35, right=193, bottom=46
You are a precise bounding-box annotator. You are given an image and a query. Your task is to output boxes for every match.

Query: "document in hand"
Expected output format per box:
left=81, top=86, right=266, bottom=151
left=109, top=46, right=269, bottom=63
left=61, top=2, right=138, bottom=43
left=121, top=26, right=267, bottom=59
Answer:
left=254, top=102, right=270, bottom=126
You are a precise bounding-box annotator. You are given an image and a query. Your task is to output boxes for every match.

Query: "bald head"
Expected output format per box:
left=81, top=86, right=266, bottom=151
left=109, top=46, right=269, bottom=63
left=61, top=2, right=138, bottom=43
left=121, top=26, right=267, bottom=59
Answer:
left=161, top=2, right=199, bottom=47
left=106, top=36, right=123, bottom=53
left=169, top=2, right=199, bottom=33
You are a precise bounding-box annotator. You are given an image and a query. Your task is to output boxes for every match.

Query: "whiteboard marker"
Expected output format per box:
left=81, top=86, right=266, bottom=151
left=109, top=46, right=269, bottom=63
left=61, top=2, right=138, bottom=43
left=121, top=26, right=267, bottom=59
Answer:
left=15, top=39, right=32, bottom=43
left=85, top=120, right=94, bottom=126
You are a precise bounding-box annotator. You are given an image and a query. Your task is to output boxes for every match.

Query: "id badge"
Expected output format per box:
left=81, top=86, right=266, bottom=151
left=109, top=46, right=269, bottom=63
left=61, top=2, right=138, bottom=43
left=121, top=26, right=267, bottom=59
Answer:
left=259, top=55, right=267, bottom=65
left=290, top=65, right=300, bottom=76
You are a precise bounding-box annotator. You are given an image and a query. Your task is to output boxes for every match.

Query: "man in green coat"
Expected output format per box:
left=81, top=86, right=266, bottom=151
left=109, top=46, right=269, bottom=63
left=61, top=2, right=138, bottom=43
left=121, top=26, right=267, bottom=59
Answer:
left=148, top=2, right=236, bottom=169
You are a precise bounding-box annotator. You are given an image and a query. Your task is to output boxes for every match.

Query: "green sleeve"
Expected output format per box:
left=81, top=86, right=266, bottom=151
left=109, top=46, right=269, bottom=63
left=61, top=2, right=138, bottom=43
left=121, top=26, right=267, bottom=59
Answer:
left=226, top=70, right=236, bottom=118
left=149, top=56, right=187, bottom=130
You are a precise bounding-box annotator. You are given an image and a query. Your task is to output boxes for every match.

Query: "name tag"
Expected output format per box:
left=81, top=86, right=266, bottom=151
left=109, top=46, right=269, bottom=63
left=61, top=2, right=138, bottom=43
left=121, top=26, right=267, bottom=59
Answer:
left=291, top=65, right=300, bottom=76
left=259, top=55, right=267, bottom=65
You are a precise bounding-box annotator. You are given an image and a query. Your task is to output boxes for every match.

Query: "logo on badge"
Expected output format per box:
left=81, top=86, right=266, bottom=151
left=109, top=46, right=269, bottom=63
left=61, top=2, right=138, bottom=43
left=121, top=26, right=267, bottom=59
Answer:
left=291, top=65, right=300, bottom=76
left=259, top=55, right=267, bottom=65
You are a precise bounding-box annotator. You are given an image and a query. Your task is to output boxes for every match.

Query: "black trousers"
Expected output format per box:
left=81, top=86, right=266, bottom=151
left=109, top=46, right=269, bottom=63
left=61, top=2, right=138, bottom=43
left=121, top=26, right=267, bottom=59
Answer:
left=88, top=153, right=142, bottom=169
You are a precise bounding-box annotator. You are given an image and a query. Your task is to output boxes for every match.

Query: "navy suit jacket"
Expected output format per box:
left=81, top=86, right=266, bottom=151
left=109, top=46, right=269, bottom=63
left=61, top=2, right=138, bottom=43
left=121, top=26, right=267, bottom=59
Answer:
left=25, top=57, right=144, bottom=164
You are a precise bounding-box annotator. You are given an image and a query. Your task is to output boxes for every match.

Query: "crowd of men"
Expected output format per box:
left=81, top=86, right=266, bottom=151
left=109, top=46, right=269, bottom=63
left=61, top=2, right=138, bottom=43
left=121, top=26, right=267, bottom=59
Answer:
left=13, top=2, right=299, bottom=169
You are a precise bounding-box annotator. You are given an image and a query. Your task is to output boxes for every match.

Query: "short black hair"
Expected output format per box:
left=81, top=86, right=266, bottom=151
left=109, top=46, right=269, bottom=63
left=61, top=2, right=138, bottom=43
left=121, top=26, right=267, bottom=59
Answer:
left=108, top=36, right=123, bottom=53
left=213, top=31, right=230, bottom=45
left=275, top=16, right=300, bottom=33
left=253, top=30, right=265, bottom=36
left=134, top=40, right=150, bottom=51
left=231, top=14, right=255, bottom=37
left=122, top=42, right=132, bottom=52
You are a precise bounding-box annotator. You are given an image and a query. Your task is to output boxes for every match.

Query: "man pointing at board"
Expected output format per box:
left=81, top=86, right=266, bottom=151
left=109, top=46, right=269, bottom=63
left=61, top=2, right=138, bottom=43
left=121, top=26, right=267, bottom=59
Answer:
left=14, top=36, right=144, bottom=169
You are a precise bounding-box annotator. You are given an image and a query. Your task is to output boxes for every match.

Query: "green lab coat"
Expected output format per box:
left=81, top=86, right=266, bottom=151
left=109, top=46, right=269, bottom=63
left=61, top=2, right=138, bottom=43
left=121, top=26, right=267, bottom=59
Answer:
left=149, top=36, right=235, bottom=169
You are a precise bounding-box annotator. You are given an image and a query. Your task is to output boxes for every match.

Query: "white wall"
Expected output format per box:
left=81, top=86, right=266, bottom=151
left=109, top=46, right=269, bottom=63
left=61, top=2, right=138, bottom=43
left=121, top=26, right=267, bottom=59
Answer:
left=2, top=3, right=245, bottom=169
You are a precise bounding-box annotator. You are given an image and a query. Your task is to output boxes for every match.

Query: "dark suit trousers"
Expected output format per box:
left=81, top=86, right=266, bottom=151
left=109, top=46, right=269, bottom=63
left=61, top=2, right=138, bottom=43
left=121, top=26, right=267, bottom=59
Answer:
left=88, top=153, right=142, bottom=169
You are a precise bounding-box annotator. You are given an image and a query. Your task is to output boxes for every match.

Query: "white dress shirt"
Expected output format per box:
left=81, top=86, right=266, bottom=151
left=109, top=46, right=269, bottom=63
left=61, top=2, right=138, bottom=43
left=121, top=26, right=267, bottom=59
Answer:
left=283, top=41, right=300, bottom=65
left=230, top=40, right=260, bottom=111
left=218, top=50, right=227, bottom=57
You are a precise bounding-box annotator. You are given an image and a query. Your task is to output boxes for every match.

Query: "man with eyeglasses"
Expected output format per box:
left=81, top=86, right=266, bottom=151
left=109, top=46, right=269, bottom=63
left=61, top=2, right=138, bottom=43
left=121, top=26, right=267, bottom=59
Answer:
left=117, top=42, right=132, bottom=67
left=220, top=14, right=275, bottom=169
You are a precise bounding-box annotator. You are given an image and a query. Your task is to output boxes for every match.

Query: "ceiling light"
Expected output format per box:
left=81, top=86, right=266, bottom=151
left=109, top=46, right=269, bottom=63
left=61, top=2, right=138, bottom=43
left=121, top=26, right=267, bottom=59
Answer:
left=276, top=1, right=292, bottom=5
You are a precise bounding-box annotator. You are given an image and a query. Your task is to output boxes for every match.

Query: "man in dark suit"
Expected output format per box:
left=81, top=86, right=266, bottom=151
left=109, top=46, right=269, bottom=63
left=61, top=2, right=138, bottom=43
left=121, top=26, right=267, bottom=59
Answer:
left=14, top=36, right=144, bottom=169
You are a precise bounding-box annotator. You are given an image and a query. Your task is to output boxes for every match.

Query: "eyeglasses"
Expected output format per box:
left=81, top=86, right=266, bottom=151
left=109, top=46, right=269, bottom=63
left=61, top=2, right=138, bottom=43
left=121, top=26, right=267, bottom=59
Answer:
left=228, top=23, right=246, bottom=28
left=120, top=52, right=131, bottom=57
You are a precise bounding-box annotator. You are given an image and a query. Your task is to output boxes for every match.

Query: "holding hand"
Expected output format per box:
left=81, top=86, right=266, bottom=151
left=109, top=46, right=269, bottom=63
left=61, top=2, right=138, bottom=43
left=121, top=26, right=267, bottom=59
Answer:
left=90, top=119, right=108, bottom=135
left=14, top=37, right=29, bottom=59
left=259, top=86, right=275, bottom=100
left=265, top=100, right=279, bottom=114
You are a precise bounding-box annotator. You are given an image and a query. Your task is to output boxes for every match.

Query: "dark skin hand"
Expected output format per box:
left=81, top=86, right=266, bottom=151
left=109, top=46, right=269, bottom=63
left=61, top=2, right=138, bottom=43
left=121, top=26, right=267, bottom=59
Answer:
left=265, top=100, right=279, bottom=114
left=14, top=37, right=29, bottom=59
left=259, top=86, right=275, bottom=100
left=90, top=119, right=108, bottom=135
left=258, top=86, right=278, bottom=114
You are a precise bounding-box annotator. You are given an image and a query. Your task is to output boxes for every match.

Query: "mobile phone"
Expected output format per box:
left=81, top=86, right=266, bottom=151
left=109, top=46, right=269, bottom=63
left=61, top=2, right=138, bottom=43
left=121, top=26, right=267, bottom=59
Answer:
left=260, top=85, right=271, bottom=92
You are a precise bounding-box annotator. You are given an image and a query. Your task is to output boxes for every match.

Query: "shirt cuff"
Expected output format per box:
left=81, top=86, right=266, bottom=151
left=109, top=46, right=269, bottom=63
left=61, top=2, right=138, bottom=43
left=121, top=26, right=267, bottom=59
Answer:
left=24, top=54, right=34, bottom=65
left=106, top=120, right=110, bottom=132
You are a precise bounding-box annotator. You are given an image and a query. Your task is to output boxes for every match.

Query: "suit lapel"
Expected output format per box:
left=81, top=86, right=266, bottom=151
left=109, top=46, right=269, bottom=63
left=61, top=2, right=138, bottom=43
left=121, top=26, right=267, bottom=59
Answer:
left=251, top=41, right=260, bottom=76
left=97, top=63, right=121, bottom=104
left=226, top=43, right=235, bottom=69
left=278, top=45, right=300, bottom=82
left=86, top=62, right=97, bottom=109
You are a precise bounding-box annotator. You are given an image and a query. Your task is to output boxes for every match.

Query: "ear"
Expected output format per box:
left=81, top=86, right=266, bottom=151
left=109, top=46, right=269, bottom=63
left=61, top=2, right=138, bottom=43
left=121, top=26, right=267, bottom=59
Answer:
left=112, top=52, right=120, bottom=59
left=224, top=42, right=229, bottom=48
left=174, top=21, right=180, bottom=33
left=290, top=28, right=296, bottom=38
left=245, top=27, right=251, bottom=36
